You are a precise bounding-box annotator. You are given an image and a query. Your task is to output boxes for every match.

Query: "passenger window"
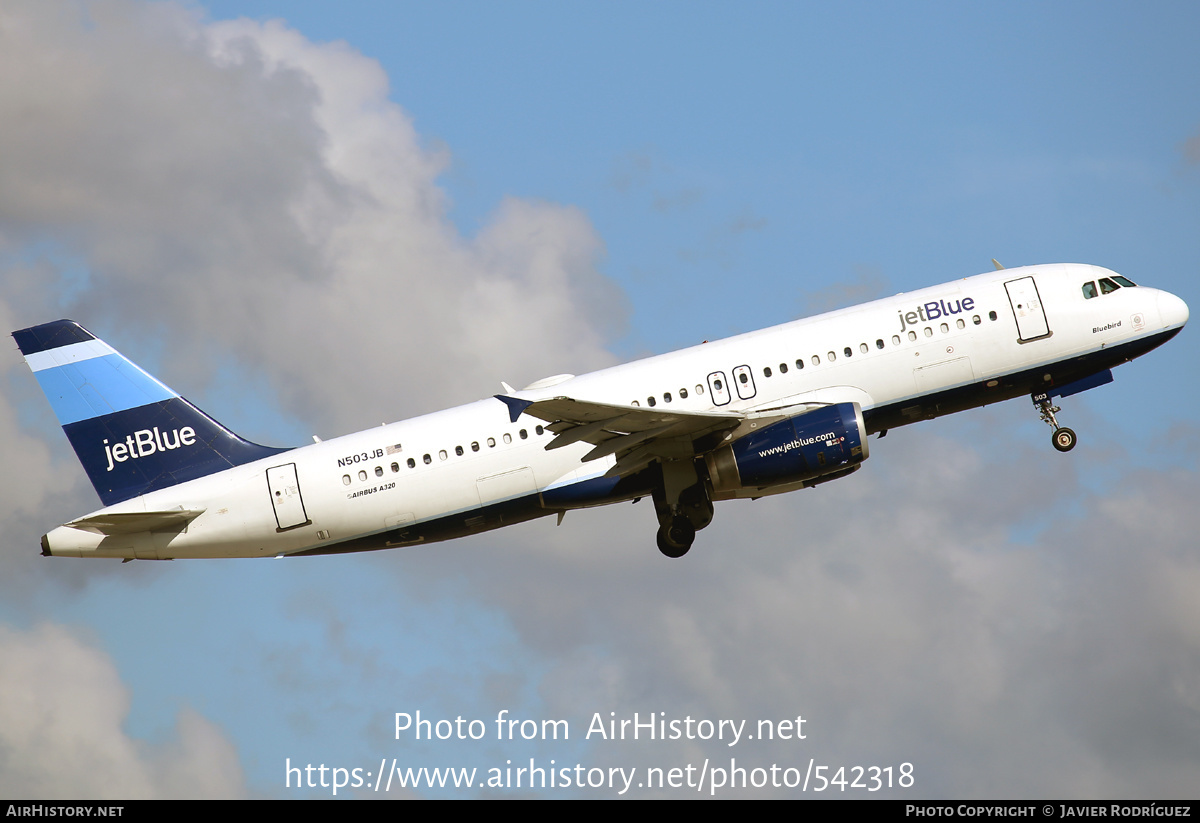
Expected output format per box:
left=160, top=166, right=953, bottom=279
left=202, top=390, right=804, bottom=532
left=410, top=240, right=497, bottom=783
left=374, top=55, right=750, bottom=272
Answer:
left=778, top=363, right=787, bottom=374
left=631, top=400, right=640, bottom=406
left=892, top=335, right=900, bottom=346
left=924, top=327, right=933, bottom=337
left=795, top=359, right=805, bottom=370
left=391, top=462, right=399, bottom=473
left=647, top=396, right=656, bottom=407
left=739, top=372, right=749, bottom=383
left=680, top=387, right=689, bottom=398
left=940, top=323, right=948, bottom=333
left=811, top=355, right=820, bottom=366
left=358, top=470, right=368, bottom=481
left=471, top=442, right=480, bottom=452
left=407, top=458, right=416, bottom=468
left=714, top=379, right=724, bottom=391
left=695, top=384, right=705, bottom=395
left=503, top=433, right=512, bottom=444
left=989, top=311, right=998, bottom=321
left=487, top=437, right=496, bottom=448
left=972, top=315, right=981, bottom=325
left=876, top=339, right=885, bottom=349
left=844, top=347, right=853, bottom=358
left=423, top=454, right=431, bottom=464
left=908, top=331, right=917, bottom=341
left=455, top=445, right=463, bottom=456
left=1099, top=278, right=1120, bottom=295
left=375, top=466, right=383, bottom=477
left=861, top=343, right=869, bottom=353
left=664, top=392, right=672, bottom=402
left=763, top=367, right=772, bottom=378
left=1082, top=281, right=1098, bottom=299
left=536, top=425, right=544, bottom=435
left=342, top=475, right=351, bottom=486
left=439, top=450, right=447, bottom=461
left=827, top=351, right=836, bottom=361
left=519, top=429, right=528, bottom=440
left=956, top=319, right=965, bottom=329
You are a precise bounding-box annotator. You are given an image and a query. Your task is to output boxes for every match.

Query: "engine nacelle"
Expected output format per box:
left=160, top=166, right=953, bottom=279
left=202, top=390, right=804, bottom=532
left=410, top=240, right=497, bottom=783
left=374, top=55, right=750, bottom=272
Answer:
left=705, top=402, right=869, bottom=493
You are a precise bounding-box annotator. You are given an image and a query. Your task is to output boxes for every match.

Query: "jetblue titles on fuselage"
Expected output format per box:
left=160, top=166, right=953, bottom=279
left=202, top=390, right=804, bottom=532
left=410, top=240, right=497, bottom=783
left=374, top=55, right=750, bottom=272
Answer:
left=897, top=296, right=977, bottom=334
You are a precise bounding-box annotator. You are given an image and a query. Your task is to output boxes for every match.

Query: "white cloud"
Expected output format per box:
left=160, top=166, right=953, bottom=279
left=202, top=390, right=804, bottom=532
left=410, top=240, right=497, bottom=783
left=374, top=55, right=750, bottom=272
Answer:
left=0, top=1, right=624, bottom=438
left=0, top=623, right=246, bottom=798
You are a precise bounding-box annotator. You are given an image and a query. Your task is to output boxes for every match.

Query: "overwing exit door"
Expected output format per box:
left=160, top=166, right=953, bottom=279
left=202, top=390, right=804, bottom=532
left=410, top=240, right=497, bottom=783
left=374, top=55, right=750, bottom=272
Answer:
left=707, top=371, right=731, bottom=406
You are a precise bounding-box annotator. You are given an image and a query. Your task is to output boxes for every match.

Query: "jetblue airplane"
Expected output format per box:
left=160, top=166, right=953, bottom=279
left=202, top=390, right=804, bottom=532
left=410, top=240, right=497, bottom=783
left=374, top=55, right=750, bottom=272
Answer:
left=14, top=262, right=1188, bottom=560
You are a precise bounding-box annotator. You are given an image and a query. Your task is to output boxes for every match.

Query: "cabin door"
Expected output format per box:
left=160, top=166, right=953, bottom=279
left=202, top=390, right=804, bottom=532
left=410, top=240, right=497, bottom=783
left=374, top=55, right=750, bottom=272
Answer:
left=267, top=463, right=311, bottom=531
left=1004, top=276, right=1051, bottom=342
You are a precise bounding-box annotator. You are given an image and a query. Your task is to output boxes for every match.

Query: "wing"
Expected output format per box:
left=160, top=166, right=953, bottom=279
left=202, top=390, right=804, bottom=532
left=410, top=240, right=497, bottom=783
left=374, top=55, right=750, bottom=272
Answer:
left=496, top=395, right=743, bottom=478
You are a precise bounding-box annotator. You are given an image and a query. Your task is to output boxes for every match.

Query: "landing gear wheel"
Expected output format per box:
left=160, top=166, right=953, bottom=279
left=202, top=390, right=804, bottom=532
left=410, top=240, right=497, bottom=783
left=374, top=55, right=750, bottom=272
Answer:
left=1033, top=393, right=1079, bottom=454
left=656, top=517, right=695, bottom=558
left=1052, top=427, right=1077, bottom=453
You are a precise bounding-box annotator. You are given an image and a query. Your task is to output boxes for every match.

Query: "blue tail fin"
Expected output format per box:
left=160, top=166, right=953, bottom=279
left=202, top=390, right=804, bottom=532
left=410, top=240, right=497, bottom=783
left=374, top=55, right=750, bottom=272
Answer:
left=13, top=320, right=289, bottom=506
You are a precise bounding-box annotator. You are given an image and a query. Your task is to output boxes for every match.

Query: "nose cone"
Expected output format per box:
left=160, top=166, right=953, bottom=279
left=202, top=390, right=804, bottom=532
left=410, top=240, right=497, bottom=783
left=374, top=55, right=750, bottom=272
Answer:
left=1158, top=290, right=1189, bottom=330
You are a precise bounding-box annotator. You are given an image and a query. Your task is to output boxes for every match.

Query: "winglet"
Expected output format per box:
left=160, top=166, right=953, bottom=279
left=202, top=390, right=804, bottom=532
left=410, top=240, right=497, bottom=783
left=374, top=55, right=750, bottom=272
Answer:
left=992, top=258, right=1005, bottom=270
left=494, top=395, right=534, bottom=423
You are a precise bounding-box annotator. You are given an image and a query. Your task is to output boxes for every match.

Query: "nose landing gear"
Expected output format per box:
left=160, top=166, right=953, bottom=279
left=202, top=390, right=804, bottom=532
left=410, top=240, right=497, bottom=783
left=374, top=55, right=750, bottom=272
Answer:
left=1033, top=392, right=1077, bottom=452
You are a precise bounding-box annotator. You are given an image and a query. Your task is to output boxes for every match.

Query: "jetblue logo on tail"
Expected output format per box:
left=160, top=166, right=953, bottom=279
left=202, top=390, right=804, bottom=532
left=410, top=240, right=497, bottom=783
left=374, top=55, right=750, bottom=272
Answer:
left=103, top=427, right=197, bottom=472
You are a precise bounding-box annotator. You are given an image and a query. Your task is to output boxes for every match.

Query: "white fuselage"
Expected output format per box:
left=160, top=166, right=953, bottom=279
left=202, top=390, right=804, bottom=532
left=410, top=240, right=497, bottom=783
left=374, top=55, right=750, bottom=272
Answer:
left=43, top=264, right=1188, bottom=559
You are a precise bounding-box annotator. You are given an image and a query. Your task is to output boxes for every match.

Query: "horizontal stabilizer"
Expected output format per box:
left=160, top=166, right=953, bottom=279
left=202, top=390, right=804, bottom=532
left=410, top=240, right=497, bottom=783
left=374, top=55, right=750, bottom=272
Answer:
left=65, top=508, right=205, bottom=535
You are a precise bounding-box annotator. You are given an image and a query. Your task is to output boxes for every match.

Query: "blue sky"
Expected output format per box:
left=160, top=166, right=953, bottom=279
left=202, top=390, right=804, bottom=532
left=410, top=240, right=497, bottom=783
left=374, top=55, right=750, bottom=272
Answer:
left=1, top=0, right=1198, bottom=798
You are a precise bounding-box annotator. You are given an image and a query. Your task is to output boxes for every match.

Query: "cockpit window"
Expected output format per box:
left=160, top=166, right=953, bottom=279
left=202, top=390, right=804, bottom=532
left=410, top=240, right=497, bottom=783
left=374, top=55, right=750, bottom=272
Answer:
left=1085, top=276, right=1136, bottom=298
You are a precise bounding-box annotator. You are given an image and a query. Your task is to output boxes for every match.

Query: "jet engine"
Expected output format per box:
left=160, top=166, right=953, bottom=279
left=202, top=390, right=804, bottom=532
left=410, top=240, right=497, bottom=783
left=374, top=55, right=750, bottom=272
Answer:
left=704, top=402, right=869, bottom=494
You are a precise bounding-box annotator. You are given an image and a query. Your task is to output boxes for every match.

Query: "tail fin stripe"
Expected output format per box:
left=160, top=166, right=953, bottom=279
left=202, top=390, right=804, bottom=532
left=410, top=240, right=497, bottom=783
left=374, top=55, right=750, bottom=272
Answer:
left=29, top=354, right=175, bottom=426
left=23, top=339, right=117, bottom=372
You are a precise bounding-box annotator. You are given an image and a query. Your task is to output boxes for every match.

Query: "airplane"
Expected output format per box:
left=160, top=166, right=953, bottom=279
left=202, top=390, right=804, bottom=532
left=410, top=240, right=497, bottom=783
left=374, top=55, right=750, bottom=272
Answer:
left=13, top=262, right=1188, bottom=561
